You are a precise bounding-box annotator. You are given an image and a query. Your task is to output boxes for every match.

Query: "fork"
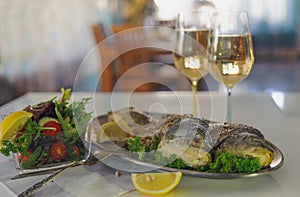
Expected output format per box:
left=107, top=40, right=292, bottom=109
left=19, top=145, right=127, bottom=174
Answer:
left=17, top=149, right=123, bottom=197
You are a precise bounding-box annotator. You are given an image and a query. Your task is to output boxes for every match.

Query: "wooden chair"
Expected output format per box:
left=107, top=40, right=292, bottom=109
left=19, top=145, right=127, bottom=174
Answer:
left=93, top=24, right=209, bottom=92
left=92, top=23, right=106, bottom=43
left=92, top=24, right=116, bottom=91
left=93, top=23, right=157, bottom=92
left=111, top=24, right=210, bottom=92
left=111, top=24, right=139, bottom=34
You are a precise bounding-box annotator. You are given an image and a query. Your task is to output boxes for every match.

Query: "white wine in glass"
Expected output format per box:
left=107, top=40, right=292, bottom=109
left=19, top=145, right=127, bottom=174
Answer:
left=209, top=12, right=254, bottom=122
left=173, top=12, right=211, bottom=116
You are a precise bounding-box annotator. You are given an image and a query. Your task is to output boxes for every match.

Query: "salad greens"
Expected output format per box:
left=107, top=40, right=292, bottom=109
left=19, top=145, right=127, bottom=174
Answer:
left=0, top=88, right=92, bottom=169
left=0, top=119, right=43, bottom=157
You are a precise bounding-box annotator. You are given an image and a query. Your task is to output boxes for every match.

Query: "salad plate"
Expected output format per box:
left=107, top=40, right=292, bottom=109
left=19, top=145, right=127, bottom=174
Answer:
left=88, top=109, right=284, bottom=179
left=0, top=89, right=93, bottom=177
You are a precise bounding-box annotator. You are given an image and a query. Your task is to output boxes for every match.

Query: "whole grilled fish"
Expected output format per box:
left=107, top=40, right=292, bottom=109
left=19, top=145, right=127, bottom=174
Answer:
left=98, top=107, right=274, bottom=168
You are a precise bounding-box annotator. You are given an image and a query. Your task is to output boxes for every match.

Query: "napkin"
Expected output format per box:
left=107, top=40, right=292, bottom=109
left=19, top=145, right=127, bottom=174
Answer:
left=0, top=155, right=135, bottom=196
left=0, top=182, right=16, bottom=197
left=1, top=174, right=53, bottom=196
left=0, top=154, right=47, bottom=196
left=55, top=162, right=135, bottom=197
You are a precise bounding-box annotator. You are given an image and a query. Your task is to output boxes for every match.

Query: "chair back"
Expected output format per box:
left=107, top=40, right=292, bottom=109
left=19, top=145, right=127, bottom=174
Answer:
left=92, top=23, right=155, bottom=92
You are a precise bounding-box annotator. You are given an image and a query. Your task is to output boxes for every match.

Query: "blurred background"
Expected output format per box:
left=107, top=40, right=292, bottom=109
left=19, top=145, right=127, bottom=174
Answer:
left=0, top=0, right=299, bottom=105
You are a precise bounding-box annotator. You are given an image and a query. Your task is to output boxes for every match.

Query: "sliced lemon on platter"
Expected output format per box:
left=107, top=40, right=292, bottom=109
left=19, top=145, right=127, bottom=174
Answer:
left=97, top=121, right=132, bottom=143
left=0, top=111, right=33, bottom=144
left=131, top=172, right=182, bottom=196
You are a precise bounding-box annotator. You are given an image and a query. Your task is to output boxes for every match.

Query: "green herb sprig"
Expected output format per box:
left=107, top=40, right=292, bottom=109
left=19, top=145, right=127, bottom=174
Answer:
left=128, top=135, right=263, bottom=173
left=208, top=151, right=262, bottom=173
left=127, top=137, right=147, bottom=160
left=154, top=151, right=191, bottom=169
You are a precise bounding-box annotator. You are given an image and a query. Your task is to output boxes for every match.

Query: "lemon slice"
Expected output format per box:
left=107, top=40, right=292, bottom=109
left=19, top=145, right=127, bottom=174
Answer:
left=97, top=121, right=132, bottom=143
left=0, top=111, right=33, bottom=143
left=131, top=172, right=182, bottom=196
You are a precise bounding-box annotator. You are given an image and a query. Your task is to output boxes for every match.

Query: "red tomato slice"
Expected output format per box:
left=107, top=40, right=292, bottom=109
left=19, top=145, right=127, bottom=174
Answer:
left=50, top=142, right=67, bottom=160
left=42, top=121, right=62, bottom=136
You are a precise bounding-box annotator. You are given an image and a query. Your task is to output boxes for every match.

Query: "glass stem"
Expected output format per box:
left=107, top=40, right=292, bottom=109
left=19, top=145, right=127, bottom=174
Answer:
left=192, top=80, right=198, bottom=117
left=227, top=87, right=232, bottom=123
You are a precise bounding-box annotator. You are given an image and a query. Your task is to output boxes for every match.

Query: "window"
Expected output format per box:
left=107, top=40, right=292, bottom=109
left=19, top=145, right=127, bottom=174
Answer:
left=211, top=0, right=298, bottom=58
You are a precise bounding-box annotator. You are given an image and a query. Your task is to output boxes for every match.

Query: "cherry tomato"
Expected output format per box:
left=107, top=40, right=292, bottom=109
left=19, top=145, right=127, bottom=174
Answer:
left=50, top=142, right=67, bottom=160
left=42, top=121, right=62, bottom=136
left=72, top=145, right=80, bottom=157
left=17, top=149, right=32, bottom=163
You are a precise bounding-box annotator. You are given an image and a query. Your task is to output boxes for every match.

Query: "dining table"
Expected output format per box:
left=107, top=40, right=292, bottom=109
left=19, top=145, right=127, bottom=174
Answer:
left=0, top=91, right=299, bottom=196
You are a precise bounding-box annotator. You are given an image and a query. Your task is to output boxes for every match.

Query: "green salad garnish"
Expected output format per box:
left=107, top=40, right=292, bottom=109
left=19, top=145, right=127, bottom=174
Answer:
left=128, top=136, right=262, bottom=173
left=0, top=88, right=92, bottom=169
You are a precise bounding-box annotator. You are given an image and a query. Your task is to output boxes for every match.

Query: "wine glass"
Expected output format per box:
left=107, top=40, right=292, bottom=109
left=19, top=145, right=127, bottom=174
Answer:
left=173, top=11, right=211, bottom=116
left=208, top=12, right=255, bottom=122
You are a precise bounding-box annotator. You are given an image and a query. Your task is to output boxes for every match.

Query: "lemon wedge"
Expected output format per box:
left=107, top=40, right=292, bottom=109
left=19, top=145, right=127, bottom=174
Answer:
left=97, top=121, right=132, bottom=143
left=131, top=172, right=182, bottom=196
left=0, top=111, right=33, bottom=144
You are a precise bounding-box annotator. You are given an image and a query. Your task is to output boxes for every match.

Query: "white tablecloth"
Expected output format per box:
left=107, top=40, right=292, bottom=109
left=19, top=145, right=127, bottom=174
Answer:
left=1, top=91, right=300, bottom=196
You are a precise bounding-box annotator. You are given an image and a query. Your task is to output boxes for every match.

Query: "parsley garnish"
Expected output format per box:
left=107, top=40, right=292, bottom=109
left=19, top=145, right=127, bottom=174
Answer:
left=128, top=137, right=147, bottom=160
left=128, top=135, right=263, bottom=173
left=207, top=151, right=262, bottom=173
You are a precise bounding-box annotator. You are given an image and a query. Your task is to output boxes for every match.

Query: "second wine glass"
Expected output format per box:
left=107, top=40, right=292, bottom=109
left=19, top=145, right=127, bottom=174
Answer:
left=208, top=12, right=255, bottom=122
left=173, top=11, right=211, bottom=116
